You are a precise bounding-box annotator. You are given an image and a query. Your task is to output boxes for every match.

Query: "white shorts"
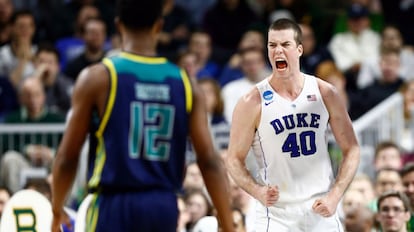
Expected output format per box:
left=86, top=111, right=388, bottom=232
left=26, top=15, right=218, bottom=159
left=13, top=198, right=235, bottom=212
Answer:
left=254, top=198, right=343, bottom=232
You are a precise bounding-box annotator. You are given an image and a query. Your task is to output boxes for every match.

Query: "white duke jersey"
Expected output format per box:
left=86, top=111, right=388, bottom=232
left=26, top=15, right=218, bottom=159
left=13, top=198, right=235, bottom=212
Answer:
left=252, top=74, right=334, bottom=205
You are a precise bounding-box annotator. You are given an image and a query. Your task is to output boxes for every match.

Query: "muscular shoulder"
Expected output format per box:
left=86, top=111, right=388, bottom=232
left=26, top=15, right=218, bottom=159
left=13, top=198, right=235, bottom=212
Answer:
left=316, top=77, right=347, bottom=117
left=232, top=87, right=261, bottom=126
left=241, top=87, right=261, bottom=106
left=71, top=63, right=109, bottom=109
left=316, top=78, right=337, bottom=101
left=75, top=63, right=109, bottom=93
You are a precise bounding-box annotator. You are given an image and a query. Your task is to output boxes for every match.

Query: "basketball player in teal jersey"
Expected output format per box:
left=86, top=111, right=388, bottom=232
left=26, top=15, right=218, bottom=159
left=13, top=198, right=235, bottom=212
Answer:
left=226, top=18, right=360, bottom=231
left=51, top=0, right=234, bottom=231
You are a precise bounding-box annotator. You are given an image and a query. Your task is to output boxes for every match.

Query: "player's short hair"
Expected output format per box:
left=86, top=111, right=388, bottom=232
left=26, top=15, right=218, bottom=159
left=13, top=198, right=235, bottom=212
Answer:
left=115, top=0, right=164, bottom=30
left=268, top=18, right=302, bottom=46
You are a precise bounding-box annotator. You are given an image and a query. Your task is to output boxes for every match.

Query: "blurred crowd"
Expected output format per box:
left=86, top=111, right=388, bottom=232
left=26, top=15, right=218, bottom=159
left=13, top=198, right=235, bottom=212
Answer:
left=0, top=0, right=414, bottom=231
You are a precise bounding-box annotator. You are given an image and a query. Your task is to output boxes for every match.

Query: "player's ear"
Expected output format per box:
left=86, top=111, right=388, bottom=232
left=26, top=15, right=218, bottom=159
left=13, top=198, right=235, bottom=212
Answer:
left=152, top=18, right=164, bottom=35
left=297, top=44, right=303, bottom=57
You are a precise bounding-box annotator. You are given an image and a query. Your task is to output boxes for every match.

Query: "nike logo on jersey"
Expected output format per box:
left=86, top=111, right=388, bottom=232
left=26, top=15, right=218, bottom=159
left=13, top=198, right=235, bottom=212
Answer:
left=264, top=101, right=273, bottom=106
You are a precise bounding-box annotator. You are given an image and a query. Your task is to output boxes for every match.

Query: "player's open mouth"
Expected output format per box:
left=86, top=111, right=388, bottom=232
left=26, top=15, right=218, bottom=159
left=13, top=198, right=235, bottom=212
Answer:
left=275, top=59, right=287, bottom=70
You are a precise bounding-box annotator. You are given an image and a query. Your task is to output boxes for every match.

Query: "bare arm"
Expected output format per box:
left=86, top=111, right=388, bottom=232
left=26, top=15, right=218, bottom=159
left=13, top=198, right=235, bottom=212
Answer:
left=313, top=79, right=360, bottom=216
left=189, top=78, right=234, bottom=232
left=51, top=64, right=108, bottom=230
left=225, top=89, right=278, bottom=206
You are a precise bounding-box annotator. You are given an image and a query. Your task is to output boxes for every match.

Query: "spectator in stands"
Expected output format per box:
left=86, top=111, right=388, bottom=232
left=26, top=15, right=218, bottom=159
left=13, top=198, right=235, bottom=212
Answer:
left=177, top=195, right=190, bottom=232
left=2, top=76, right=65, bottom=124
left=12, top=0, right=66, bottom=43
left=376, top=191, right=411, bottom=232
left=187, top=31, right=221, bottom=80
left=349, top=47, right=405, bottom=120
left=31, top=43, right=73, bottom=115
left=0, top=9, right=37, bottom=89
left=0, top=0, right=13, bottom=47
left=380, top=0, right=414, bottom=47
left=368, top=168, right=403, bottom=212
left=182, top=161, right=205, bottom=193
left=358, top=24, right=414, bottom=89
left=23, top=177, right=52, bottom=201
left=219, top=29, right=266, bottom=86
left=232, top=207, right=246, bottom=232
left=229, top=174, right=255, bottom=232
left=64, top=17, right=107, bottom=82
left=176, top=50, right=200, bottom=81
left=198, top=78, right=230, bottom=154
left=184, top=188, right=214, bottom=231
left=184, top=77, right=229, bottom=178
left=342, top=188, right=366, bottom=214
left=0, top=186, right=11, bottom=222
left=348, top=173, right=377, bottom=206
left=221, top=47, right=270, bottom=123
left=344, top=205, right=375, bottom=232
left=0, top=77, right=65, bottom=193
left=362, top=141, right=403, bottom=182
left=299, top=23, right=335, bottom=76
left=400, top=162, right=414, bottom=230
left=328, top=3, right=381, bottom=91
left=58, top=0, right=115, bottom=40
left=374, top=141, right=403, bottom=171
left=400, top=80, right=414, bottom=155
left=201, top=0, right=261, bottom=53
left=55, top=5, right=100, bottom=70
left=157, top=0, right=192, bottom=60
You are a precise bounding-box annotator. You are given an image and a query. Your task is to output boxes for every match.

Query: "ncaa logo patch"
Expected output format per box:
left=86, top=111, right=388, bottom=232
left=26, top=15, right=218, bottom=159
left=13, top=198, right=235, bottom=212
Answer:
left=263, top=90, right=273, bottom=101
left=263, top=90, right=274, bottom=106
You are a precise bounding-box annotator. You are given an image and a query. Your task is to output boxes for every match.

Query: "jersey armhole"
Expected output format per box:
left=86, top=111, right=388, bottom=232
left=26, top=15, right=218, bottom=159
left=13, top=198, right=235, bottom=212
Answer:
left=96, top=58, right=118, bottom=137
left=180, top=69, right=192, bottom=113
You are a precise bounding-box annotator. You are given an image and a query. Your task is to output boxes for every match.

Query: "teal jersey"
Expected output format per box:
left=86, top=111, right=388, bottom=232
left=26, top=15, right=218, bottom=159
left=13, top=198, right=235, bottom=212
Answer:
left=87, top=52, right=192, bottom=193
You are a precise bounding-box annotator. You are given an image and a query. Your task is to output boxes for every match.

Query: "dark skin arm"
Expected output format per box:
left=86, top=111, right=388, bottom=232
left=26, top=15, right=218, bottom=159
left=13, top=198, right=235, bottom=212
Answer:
left=188, top=77, right=234, bottom=232
left=51, top=64, right=108, bottom=232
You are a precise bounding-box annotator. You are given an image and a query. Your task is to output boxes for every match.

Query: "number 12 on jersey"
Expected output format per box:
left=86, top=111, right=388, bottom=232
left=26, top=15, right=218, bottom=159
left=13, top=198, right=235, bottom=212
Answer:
left=129, top=102, right=175, bottom=161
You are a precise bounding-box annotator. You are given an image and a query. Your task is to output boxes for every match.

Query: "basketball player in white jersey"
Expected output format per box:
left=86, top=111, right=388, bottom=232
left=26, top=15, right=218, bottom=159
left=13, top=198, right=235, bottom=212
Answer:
left=225, top=18, right=360, bottom=231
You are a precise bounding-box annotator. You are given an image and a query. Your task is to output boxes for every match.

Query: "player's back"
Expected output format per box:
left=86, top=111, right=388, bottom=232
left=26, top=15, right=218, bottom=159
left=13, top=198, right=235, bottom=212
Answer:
left=88, top=52, right=192, bottom=193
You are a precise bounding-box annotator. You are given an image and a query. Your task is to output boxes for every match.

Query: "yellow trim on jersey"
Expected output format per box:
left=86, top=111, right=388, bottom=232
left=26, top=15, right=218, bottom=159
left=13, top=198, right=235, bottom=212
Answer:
left=86, top=193, right=99, bottom=232
left=181, top=69, right=192, bottom=113
left=119, top=51, right=167, bottom=64
left=88, top=58, right=117, bottom=187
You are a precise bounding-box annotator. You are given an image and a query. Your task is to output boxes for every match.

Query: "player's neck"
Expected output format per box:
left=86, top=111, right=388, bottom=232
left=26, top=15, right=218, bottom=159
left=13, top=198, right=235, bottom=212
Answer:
left=271, top=72, right=305, bottom=100
left=122, top=35, right=157, bottom=57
